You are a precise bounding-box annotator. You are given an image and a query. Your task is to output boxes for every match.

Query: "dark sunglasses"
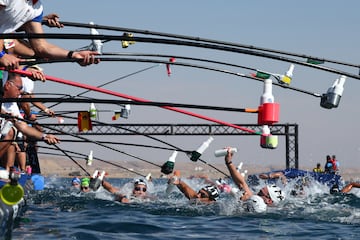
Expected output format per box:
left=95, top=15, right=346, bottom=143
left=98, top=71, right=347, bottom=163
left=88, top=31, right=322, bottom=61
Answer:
left=9, top=81, right=23, bottom=91
left=81, top=186, right=89, bottom=190
left=134, top=187, right=147, bottom=192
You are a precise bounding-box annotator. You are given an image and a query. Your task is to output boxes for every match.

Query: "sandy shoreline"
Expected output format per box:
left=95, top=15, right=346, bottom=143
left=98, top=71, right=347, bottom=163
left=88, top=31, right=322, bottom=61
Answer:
left=38, top=156, right=360, bottom=182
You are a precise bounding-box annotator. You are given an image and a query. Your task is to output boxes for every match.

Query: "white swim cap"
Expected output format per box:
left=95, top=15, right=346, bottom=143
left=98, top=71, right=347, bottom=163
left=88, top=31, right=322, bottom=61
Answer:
left=246, top=195, right=267, bottom=213
left=267, top=185, right=285, bottom=205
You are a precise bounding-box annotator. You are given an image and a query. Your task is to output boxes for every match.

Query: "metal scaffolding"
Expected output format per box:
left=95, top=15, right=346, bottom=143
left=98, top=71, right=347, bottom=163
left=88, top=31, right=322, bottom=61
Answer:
left=42, top=123, right=299, bottom=169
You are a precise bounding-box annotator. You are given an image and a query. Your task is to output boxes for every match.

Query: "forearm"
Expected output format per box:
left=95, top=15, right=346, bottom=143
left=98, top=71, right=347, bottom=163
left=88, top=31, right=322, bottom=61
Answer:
left=24, top=21, right=69, bottom=58
left=226, top=161, right=245, bottom=189
left=224, top=151, right=253, bottom=199
left=102, top=180, right=119, bottom=194
left=176, top=180, right=198, bottom=200
left=31, top=39, right=69, bottom=59
left=14, top=121, right=42, bottom=140
left=33, top=101, right=47, bottom=111
left=13, top=39, right=35, bottom=57
left=342, top=182, right=360, bottom=193
left=20, top=101, right=32, bottom=118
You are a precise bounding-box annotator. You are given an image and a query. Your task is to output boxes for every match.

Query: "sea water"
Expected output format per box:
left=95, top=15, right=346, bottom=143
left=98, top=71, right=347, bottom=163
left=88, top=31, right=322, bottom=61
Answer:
left=11, top=177, right=360, bottom=240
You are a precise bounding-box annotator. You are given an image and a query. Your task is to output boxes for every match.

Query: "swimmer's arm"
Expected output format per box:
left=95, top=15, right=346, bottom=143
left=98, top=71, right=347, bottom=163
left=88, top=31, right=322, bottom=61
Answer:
left=225, top=150, right=253, bottom=200
left=102, top=179, right=120, bottom=194
left=175, top=180, right=198, bottom=200
left=341, top=182, right=360, bottom=193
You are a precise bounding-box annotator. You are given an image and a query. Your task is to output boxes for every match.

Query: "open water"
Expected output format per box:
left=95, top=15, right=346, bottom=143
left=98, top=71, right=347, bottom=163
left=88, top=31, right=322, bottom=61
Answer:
left=10, top=177, right=360, bottom=240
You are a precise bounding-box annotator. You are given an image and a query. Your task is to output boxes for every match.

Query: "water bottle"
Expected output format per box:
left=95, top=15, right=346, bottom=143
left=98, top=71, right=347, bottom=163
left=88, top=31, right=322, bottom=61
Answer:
left=161, top=151, right=177, bottom=174
left=280, top=64, right=294, bottom=85
left=89, top=103, right=97, bottom=119
left=190, top=137, right=214, bottom=161
left=321, top=75, right=346, bottom=109
left=89, top=22, right=103, bottom=54
left=214, top=148, right=237, bottom=157
left=87, top=150, right=93, bottom=166
left=260, top=79, right=274, bottom=105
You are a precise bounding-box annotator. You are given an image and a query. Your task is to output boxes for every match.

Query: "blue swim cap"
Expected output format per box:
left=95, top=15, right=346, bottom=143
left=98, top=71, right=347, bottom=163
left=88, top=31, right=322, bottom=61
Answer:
left=72, top=177, right=81, bottom=185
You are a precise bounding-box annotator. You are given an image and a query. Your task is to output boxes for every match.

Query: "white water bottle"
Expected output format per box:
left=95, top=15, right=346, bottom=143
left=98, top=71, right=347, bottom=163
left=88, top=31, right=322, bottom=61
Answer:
left=89, top=103, right=97, bottom=119
left=87, top=150, right=93, bottom=166
left=161, top=151, right=177, bottom=174
left=260, top=79, right=274, bottom=104
left=92, top=170, right=99, bottom=178
left=214, top=148, right=237, bottom=157
left=99, top=171, right=106, bottom=180
left=190, top=137, right=214, bottom=161
left=146, top=173, right=152, bottom=181
left=280, top=64, right=295, bottom=85
left=89, top=22, right=103, bottom=54
left=236, top=162, right=243, bottom=172
left=197, top=137, right=214, bottom=154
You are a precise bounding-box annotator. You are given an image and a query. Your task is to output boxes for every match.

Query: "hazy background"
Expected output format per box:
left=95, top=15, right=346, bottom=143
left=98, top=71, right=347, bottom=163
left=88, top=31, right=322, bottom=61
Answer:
left=33, top=0, right=360, bottom=173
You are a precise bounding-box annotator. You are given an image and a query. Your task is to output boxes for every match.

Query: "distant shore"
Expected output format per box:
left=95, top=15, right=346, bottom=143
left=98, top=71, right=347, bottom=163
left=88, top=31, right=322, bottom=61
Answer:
left=38, top=157, right=360, bottom=182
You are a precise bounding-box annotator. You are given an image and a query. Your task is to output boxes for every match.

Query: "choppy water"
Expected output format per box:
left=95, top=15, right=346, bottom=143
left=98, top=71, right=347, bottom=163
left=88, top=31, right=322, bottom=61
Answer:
left=10, top=177, right=360, bottom=240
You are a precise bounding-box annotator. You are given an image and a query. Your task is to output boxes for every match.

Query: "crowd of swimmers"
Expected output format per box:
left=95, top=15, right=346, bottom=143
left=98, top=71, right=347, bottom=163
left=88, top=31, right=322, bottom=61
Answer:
left=69, top=148, right=287, bottom=213
left=66, top=147, right=360, bottom=214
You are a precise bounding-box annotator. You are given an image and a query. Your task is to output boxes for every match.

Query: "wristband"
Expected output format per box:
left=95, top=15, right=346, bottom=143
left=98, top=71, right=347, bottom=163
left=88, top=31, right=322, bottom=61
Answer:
left=226, top=161, right=233, bottom=166
left=41, top=134, right=47, bottom=140
left=0, top=50, right=6, bottom=59
left=44, top=108, right=50, bottom=113
left=67, top=51, right=74, bottom=59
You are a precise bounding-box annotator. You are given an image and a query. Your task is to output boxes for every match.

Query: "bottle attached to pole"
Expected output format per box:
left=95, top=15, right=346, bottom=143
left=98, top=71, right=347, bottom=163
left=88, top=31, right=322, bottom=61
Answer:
left=260, top=125, right=278, bottom=149
left=258, top=79, right=279, bottom=125
left=320, top=75, right=346, bottom=109
left=279, top=64, right=294, bottom=85
left=260, top=79, right=274, bottom=105
left=121, top=104, right=131, bottom=119
left=87, top=150, right=93, bottom=166
left=190, top=137, right=214, bottom=161
left=89, top=103, right=97, bottom=119
left=89, top=21, right=103, bottom=54
left=161, top=150, right=177, bottom=175
left=90, top=170, right=105, bottom=191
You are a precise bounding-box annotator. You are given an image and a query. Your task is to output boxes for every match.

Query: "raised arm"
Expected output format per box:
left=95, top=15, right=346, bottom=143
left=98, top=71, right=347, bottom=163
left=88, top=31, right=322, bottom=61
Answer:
left=224, top=147, right=253, bottom=200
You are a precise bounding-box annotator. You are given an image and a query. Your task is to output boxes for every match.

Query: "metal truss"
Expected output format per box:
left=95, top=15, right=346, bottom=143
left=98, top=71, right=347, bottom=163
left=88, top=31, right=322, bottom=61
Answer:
left=42, top=123, right=299, bottom=169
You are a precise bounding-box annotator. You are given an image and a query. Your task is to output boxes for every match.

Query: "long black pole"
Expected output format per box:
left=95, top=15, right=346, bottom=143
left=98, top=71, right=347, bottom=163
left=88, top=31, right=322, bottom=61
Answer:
left=2, top=97, right=260, bottom=112
left=20, top=57, right=322, bottom=97
left=44, top=20, right=360, bottom=69
left=53, top=144, right=91, bottom=176
left=3, top=33, right=359, bottom=80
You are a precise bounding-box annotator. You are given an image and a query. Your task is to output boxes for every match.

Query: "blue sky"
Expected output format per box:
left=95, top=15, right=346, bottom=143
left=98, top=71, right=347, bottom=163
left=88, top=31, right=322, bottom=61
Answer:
left=36, top=0, right=360, bottom=172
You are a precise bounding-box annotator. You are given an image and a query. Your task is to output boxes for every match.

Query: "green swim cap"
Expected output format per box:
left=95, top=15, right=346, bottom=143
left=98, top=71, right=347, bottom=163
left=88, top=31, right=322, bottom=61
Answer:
left=81, top=178, right=90, bottom=187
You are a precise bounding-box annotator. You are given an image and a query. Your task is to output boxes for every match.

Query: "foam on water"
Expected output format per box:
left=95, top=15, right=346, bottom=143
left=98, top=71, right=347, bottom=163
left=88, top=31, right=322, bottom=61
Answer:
left=11, top=176, right=360, bottom=239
